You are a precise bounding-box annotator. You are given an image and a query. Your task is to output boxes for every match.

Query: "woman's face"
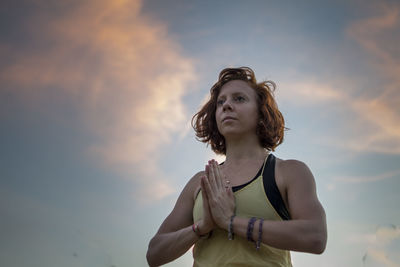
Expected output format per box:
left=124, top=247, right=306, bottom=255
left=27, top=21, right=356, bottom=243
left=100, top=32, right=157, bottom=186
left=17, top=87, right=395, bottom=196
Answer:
left=215, top=80, right=259, bottom=139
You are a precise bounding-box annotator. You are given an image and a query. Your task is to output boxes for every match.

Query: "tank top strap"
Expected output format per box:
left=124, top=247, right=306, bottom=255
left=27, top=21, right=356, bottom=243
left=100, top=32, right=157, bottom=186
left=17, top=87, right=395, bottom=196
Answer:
left=260, top=153, right=270, bottom=177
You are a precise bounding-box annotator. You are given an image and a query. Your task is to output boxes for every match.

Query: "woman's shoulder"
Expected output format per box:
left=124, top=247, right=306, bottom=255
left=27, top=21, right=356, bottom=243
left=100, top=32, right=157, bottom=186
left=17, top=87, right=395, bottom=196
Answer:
left=275, top=157, right=310, bottom=171
left=275, top=156, right=314, bottom=183
left=181, top=170, right=205, bottom=201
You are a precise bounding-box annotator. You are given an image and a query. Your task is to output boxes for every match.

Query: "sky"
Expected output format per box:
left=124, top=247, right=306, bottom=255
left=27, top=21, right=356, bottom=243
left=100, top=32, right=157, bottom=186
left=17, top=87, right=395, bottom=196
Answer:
left=0, top=0, right=399, bottom=266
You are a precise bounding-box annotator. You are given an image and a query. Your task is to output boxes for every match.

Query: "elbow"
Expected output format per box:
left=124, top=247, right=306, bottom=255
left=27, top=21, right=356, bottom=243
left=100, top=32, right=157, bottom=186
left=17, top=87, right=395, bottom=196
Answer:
left=311, top=238, right=326, bottom=254
left=310, top=232, right=327, bottom=254
left=146, top=248, right=160, bottom=267
left=146, top=247, right=154, bottom=266
left=146, top=240, right=159, bottom=267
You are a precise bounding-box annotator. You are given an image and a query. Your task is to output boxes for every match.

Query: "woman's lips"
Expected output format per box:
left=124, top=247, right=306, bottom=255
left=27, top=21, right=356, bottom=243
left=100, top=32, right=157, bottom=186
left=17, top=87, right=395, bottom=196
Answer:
left=222, top=117, right=237, bottom=122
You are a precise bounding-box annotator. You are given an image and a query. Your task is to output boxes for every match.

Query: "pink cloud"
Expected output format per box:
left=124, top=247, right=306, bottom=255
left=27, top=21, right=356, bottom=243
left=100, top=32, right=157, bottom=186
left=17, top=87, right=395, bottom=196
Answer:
left=344, top=3, right=400, bottom=154
left=0, top=0, right=196, bottom=202
left=278, top=3, right=400, bottom=155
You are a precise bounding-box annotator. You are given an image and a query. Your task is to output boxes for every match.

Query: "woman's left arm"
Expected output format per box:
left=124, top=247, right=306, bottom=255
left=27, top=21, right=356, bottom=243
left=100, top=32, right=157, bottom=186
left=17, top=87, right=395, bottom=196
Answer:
left=205, top=159, right=327, bottom=254
left=230, top=159, right=327, bottom=254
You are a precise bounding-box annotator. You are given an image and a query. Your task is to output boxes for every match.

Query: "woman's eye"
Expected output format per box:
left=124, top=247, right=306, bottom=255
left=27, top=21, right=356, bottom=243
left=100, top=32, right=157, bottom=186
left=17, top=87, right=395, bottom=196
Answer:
left=235, top=96, right=245, bottom=102
left=217, top=99, right=224, bottom=106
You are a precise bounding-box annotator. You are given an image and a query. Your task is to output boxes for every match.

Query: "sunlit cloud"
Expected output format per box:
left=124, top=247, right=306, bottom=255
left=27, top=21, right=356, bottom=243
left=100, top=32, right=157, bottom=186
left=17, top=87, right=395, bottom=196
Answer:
left=277, top=80, right=345, bottom=104
left=280, top=79, right=400, bottom=154
left=345, top=224, right=400, bottom=266
left=0, top=0, right=196, bottom=202
left=347, top=3, right=400, bottom=81
left=361, top=225, right=400, bottom=267
left=277, top=3, right=400, bottom=156
left=334, top=169, right=400, bottom=184
left=346, top=2, right=400, bottom=154
left=348, top=97, right=400, bottom=154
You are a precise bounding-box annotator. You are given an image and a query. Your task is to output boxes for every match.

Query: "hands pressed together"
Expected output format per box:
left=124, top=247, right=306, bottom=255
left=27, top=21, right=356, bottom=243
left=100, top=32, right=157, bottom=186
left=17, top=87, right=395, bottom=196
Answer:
left=197, top=159, right=235, bottom=235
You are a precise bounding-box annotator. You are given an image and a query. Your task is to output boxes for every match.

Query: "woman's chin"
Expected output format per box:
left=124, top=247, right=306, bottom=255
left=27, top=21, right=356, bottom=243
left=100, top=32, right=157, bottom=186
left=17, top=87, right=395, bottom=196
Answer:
left=220, top=130, right=244, bottom=139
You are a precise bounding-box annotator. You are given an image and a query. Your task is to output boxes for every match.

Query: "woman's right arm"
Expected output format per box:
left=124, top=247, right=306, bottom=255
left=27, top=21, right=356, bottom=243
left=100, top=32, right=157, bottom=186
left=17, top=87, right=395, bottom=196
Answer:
left=146, top=172, right=206, bottom=267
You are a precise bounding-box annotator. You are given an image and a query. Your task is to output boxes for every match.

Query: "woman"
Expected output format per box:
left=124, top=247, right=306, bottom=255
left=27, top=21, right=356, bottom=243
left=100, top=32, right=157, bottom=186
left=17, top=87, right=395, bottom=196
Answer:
left=146, top=67, right=327, bottom=266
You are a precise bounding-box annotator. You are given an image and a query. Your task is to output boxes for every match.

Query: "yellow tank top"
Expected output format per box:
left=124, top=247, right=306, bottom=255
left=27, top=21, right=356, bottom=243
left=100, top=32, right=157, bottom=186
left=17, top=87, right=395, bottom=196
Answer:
left=192, top=155, right=292, bottom=267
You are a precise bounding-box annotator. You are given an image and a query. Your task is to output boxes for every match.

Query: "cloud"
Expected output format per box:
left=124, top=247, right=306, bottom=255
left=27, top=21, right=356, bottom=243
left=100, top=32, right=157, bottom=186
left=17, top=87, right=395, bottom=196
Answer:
left=276, top=3, right=400, bottom=155
left=277, top=80, right=346, bottom=105
left=347, top=3, right=400, bottom=81
left=345, top=224, right=400, bottom=266
left=361, top=225, right=400, bottom=267
left=334, top=169, right=400, bottom=184
left=0, top=0, right=196, bottom=202
left=348, top=97, right=400, bottom=154
left=278, top=79, right=400, bottom=152
left=345, top=2, right=400, bottom=154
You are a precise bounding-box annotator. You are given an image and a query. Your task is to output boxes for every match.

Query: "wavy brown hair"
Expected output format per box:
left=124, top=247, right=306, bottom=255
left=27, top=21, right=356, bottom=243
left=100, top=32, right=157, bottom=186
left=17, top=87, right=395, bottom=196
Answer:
left=191, top=67, right=286, bottom=155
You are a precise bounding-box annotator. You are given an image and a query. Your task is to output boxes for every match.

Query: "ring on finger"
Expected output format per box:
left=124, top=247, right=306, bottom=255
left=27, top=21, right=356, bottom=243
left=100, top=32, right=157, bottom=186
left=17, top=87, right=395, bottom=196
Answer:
left=225, top=180, right=230, bottom=188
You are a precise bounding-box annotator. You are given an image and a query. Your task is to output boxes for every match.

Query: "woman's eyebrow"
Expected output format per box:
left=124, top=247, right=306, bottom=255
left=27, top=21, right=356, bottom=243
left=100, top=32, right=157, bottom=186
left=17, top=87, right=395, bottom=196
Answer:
left=231, top=91, right=249, bottom=97
left=219, top=91, right=248, bottom=97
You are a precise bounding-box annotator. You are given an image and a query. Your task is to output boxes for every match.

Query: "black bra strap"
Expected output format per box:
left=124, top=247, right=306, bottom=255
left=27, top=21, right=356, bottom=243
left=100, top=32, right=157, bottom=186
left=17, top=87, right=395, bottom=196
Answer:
left=263, top=154, right=291, bottom=220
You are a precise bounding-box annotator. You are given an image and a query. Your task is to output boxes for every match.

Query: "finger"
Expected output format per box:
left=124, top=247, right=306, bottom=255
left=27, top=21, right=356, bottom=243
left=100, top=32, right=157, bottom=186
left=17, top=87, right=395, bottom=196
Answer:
left=202, top=173, right=215, bottom=199
left=215, top=160, right=230, bottom=192
left=208, top=161, right=218, bottom=193
left=205, top=164, right=216, bottom=193
left=200, top=177, right=210, bottom=208
left=214, top=161, right=224, bottom=189
left=200, top=176, right=208, bottom=201
left=226, top=185, right=233, bottom=197
left=213, top=160, right=224, bottom=189
left=211, top=161, right=222, bottom=189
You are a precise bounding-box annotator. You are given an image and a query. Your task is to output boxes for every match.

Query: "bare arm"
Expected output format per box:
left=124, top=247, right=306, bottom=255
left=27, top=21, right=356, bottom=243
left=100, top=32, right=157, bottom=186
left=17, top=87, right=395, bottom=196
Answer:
left=147, top=225, right=198, bottom=267
left=205, top=159, right=327, bottom=254
left=146, top=174, right=198, bottom=266
left=234, top=160, right=326, bottom=253
left=146, top=171, right=214, bottom=266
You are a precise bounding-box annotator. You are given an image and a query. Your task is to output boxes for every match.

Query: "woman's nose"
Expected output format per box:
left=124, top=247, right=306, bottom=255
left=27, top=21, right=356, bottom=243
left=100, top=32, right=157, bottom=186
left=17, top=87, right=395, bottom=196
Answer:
left=222, top=100, right=233, bottom=111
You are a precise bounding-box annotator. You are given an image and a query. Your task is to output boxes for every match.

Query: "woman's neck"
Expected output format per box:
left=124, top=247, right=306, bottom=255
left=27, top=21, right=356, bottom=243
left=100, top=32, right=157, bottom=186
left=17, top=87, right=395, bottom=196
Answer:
left=224, top=135, right=268, bottom=165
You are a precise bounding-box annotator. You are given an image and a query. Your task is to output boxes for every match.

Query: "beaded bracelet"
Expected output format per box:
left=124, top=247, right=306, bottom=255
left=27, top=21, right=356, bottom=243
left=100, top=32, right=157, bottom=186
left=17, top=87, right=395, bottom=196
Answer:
left=228, top=215, right=236, bottom=240
left=256, top=218, right=264, bottom=250
left=247, top=217, right=257, bottom=242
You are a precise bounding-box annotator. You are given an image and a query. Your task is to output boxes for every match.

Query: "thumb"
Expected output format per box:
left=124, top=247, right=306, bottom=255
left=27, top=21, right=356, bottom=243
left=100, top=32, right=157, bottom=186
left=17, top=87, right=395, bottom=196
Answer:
left=227, top=186, right=234, bottom=199
left=201, top=176, right=209, bottom=203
